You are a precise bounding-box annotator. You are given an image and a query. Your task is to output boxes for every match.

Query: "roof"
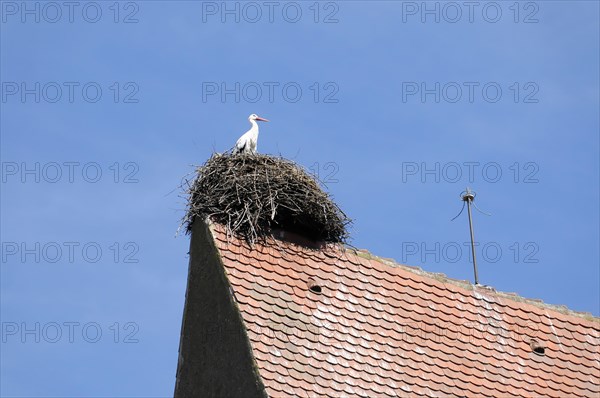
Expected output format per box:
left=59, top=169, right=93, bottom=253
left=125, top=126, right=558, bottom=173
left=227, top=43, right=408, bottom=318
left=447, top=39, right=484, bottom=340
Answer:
left=210, top=222, right=600, bottom=398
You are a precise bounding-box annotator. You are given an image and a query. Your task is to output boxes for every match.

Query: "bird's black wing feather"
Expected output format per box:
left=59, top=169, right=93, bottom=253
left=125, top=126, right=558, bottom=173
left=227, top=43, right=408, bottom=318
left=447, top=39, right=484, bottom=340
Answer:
left=232, top=141, right=246, bottom=155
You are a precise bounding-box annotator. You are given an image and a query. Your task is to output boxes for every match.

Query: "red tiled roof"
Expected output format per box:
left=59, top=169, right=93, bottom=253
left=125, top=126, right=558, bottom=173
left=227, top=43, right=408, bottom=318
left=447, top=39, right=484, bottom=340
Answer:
left=210, top=223, right=600, bottom=398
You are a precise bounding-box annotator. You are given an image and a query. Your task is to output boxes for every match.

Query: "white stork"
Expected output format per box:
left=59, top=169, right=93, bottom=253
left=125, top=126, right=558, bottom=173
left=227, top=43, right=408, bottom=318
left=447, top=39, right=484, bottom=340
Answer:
left=232, top=114, right=269, bottom=155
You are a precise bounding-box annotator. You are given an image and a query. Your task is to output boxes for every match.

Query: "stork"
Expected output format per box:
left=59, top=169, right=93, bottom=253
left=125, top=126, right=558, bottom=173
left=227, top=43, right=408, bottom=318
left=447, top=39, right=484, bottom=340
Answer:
left=232, top=114, right=269, bottom=155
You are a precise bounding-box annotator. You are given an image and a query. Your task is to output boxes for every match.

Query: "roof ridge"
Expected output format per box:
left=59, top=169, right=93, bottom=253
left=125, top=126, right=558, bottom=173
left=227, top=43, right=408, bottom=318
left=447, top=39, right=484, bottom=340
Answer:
left=349, top=247, right=600, bottom=324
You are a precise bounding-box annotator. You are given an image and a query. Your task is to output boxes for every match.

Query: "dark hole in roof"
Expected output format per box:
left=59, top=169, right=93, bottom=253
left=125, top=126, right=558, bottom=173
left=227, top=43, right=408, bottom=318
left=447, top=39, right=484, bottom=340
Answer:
left=307, top=279, right=322, bottom=294
left=533, top=346, right=546, bottom=356
left=530, top=339, right=546, bottom=356
left=310, top=285, right=322, bottom=294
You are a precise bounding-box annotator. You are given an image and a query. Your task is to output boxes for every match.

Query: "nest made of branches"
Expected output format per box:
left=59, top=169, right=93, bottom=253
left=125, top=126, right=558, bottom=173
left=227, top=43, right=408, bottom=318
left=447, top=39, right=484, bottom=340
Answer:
left=182, top=153, right=351, bottom=245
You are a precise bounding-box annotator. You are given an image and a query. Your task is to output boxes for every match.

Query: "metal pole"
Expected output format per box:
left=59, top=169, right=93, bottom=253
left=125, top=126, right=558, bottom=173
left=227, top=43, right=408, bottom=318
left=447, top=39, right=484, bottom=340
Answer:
left=464, top=192, right=479, bottom=285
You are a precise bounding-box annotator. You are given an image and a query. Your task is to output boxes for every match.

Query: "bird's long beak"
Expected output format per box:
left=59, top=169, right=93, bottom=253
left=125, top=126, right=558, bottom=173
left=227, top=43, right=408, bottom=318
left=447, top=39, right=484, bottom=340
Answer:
left=256, top=116, right=269, bottom=122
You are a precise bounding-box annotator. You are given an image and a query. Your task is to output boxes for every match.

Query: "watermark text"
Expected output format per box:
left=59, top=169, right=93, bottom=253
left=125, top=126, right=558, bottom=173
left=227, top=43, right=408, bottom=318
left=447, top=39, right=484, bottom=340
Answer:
left=1, top=1, right=140, bottom=23
left=1, top=242, right=140, bottom=264
left=201, top=81, right=339, bottom=103
left=401, top=162, right=539, bottom=184
left=401, top=241, right=540, bottom=264
left=402, top=82, right=539, bottom=103
left=2, top=162, right=140, bottom=183
left=400, top=1, right=539, bottom=24
left=1, top=82, right=139, bottom=103
left=201, top=1, right=339, bottom=23
left=2, top=321, right=139, bottom=343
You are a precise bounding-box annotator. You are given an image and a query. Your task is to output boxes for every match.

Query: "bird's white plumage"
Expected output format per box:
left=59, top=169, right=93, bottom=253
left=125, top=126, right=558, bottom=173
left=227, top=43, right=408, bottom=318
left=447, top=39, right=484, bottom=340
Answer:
left=232, top=114, right=268, bottom=155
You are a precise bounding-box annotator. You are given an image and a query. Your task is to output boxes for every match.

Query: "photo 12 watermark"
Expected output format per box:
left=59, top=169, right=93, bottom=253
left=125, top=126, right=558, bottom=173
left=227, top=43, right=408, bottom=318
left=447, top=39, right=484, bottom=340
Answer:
left=399, top=1, right=539, bottom=24
left=1, top=82, right=140, bottom=103
left=308, top=161, right=339, bottom=184
left=1, top=162, right=140, bottom=183
left=1, top=241, right=140, bottom=264
left=200, top=1, right=339, bottom=24
left=201, top=316, right=551, bottom=349
left=401, top=162, right=539, bottom=184
left=197, top=320, right=327, bottom=346
left=396, top=319, right=547, bottom=346
left=1, top=1, right=140, bottom=23
left=201, top=81, right=339, bottom=104
left=401, top=82, right=539, bottom=104
left=2, top=321, right=139, bottom=343
left=400, top=241, right=540, bottom=264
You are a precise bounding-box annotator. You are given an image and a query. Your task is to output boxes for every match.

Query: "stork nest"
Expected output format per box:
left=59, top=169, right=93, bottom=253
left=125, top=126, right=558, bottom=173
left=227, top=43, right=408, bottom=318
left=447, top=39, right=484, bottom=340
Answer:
left=183, top=153, right=351, bottom=244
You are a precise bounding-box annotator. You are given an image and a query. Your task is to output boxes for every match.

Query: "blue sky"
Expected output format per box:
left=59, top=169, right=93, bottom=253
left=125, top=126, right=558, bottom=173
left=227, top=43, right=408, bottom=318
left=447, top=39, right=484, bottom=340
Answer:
left=1, top=1, right=598, bottom=396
